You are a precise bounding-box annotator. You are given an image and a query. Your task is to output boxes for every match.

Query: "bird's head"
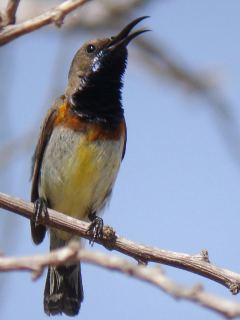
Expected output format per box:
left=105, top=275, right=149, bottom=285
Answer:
left=66, top=16, right=149, bottom=97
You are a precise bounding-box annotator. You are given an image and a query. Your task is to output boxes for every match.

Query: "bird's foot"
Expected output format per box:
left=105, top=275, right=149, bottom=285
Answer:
left=87, top=212, right=103, bottom=246
left=33, top=198, right=48, bottom=225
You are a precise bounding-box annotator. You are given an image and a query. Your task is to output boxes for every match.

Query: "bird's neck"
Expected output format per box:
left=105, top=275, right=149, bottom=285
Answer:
left=69, top=74, right=124, bottom=124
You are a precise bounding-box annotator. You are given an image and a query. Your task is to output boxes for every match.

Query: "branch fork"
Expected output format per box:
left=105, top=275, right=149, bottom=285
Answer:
left=0, top=0, right=90, bottom=45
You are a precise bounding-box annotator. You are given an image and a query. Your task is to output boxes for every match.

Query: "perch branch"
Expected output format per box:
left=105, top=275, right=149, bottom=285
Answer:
left=0, top=0, right=20, bottom=27
left=0, top=0, right=90, bottom=46
left=1, top=191, right=240, bottom=295
left=1, top=242, right=240, bottom=318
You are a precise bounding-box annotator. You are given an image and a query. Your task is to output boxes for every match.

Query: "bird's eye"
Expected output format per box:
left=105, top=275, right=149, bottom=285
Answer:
left=86, top=44, right=96, bottom=53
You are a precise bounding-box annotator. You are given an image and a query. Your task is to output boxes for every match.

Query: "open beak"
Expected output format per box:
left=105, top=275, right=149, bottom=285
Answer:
left=108, top=16, right=150, bottom=49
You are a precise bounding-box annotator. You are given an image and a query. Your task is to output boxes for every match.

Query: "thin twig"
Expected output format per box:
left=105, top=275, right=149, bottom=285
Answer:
left=0, top=0, right=90, bottom=46
left=4, top=0, right=20, bottom=25
left=0, top=191, right=240, bottom=295
left=7, top=0, right=150, bottom=30
left=1, top=243, right=240, bottom=319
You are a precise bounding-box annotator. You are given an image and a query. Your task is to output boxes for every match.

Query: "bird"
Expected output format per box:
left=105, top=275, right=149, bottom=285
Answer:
left=30, top=16, right=149, bottom=317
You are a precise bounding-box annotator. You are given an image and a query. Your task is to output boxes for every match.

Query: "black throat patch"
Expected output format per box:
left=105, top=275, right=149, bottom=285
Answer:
left=70, top=74, right=124, bottom=123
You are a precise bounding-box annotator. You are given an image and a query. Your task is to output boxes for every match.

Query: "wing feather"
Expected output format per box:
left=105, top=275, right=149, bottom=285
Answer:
left=31, top=96, right=64, bottom=202
left=30, top=96, right=64, bottom=244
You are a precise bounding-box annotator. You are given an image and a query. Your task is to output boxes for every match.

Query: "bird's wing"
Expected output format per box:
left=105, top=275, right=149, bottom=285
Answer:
left=121, top=118, right=127, bottom=160
left=31, top=96, right=64, bottom=202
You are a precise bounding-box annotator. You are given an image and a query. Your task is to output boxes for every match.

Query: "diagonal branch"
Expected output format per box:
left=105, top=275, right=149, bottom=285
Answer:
left=0, top=0, right=90, bottom=46
left=1, top=191, right=240, bottom=295
left=1, top=242, right=240, bottom=319
left=4, top=0, right=20, bottom=25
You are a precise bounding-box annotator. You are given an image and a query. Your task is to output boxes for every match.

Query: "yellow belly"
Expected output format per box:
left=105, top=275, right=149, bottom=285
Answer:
left=39, top=126, right=124, bottom=239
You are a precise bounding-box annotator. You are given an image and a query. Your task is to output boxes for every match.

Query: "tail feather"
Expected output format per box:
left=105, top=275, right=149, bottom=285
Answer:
left=44, top=263, right=84, bottom=316
left=44, top=232, right=84, bottom=316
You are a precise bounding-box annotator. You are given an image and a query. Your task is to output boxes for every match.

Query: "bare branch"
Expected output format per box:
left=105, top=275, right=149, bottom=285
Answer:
left=4, top=0, right=21, bottom=25
left=0, top=0, right=90, bottom=46
left=1, top=243, right=240, bottom=318
left=10, top=0, right=150, bottom=30
left=1, top=191, right=240, bottom=295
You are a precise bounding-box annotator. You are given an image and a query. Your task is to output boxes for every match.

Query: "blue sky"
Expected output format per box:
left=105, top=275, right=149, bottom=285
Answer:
left=1, top=1, right=240, bottom=319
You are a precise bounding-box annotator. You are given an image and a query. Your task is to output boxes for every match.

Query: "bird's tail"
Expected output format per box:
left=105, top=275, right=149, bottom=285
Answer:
left=44, top=232, right=84, bottom=316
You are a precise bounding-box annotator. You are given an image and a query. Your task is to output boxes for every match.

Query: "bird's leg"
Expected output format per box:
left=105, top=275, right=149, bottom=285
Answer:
left=32, top=197, right=48, bottom=225
left=87, top=212, right=103, bottom=246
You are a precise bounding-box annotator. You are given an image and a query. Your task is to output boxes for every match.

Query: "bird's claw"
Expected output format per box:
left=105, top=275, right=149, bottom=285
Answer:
left=87, top=216, right=104, bottom=246
left=33, top=198, right=48, bottom=225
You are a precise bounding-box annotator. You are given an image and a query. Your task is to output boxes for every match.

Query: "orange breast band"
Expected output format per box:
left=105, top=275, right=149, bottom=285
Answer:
left=54, top=99, right=126, bottom=142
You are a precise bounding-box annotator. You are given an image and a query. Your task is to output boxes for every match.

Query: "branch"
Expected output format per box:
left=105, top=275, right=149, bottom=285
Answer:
left=1, top=191, right=240, bottom=295
left=9, top=0, right=150, bottom=30
left=5, top=0, right=20, bottom=25
left=1, top=243, right=240, bottom=319
left=0, top=0, right=90, bottom=46
left=0, top=0, right=20, bottom=27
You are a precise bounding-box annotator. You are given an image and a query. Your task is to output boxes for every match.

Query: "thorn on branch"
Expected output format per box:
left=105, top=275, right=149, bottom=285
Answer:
left=229, top=283, right=240, bottom=295
left=102, top=225, right=117, bottom=250
left=51, top=10, right=64, bottom=28
left=194, top=249, right=210, bottom=263
left=137, top=258, right=148, bottom=266
left=200, top=249, right=210, bottom=263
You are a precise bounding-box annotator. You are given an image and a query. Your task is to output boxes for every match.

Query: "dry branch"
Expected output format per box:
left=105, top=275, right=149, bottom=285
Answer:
left=1, top=191, right=240, bottom=296
left=0, top=0, right=90, bottom=46
left=5, top=0, right=20, bottom=25
left=0, top=0, right=20, bottom=27
left=1, top=242, right=240, bottom=318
